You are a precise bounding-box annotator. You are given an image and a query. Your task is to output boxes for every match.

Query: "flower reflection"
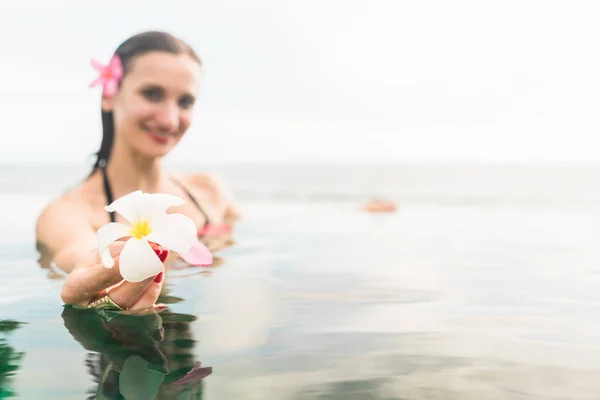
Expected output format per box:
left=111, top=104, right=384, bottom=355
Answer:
left=61, top=306, right=211, bottom=399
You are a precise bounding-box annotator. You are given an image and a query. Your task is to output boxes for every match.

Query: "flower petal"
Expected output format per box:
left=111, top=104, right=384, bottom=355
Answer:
left=103, top=79, right=118, bottom=98
left=179, top=239, right=213, bottom=266
left=119, top=238, right=164, bottom=282
left=139, top=193, right=185, bottom=221
left=89, top=76, right=106, bottom=89
left=105, top=190, right=144, bottom=224
left=90, top=58, right=105, bottom=72
left=101, top=250, right=116, bottom=269
left=96, top=222, right=131, bottom=268
left=108, top=54, right=124, bottom=78
left=145, top=213, right=197, bottom=254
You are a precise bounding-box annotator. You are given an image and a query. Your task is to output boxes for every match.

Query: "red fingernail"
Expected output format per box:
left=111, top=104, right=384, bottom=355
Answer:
left=150, top=242, right=170, bottom=263
left=155, top=303, right=167, bottom=310
left=154, top=272, right=164, bottom=283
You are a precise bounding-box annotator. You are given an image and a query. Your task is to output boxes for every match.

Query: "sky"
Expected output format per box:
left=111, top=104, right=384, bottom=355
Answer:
left=1, top=0, right=600, bottom=164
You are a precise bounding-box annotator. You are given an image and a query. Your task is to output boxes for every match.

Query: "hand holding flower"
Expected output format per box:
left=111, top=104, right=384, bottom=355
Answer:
left=97, top=190, right=213, bottom=282
left=61, top=191, right=213, bottom=312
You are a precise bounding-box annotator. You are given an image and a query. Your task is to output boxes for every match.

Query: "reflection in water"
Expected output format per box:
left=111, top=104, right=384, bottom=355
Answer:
left=0, top=320, right=25, bottom=399
left=62, top=306, right=211, bottom=399
left=35, top=241, right=66, bottom=280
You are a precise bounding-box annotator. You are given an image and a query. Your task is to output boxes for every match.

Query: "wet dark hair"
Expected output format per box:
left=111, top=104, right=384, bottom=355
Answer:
left=91, top=31, right=201, bottom=174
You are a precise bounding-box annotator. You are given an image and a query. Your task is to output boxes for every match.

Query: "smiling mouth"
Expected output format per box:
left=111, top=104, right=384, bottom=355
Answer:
left=142, top=126, right=175, bottom=144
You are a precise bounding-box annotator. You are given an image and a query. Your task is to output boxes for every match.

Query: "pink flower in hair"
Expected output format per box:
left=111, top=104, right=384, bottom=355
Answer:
left=89, top=54, right=123, bottom=98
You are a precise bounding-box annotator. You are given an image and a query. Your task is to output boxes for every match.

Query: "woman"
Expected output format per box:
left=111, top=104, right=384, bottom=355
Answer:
left=36, top=31, right=240, bottom=312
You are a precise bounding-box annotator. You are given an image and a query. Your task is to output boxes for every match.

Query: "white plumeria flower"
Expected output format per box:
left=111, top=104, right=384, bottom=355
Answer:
left=96, top=190, right=213, bottom=282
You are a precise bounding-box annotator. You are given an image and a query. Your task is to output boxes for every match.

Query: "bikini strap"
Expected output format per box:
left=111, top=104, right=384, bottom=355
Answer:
left=170, top=176, right=210, bottom=228
left=101, top=166, right=116, bottom=223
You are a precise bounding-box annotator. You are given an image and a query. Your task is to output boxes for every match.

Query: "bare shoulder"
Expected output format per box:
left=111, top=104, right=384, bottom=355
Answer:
left=35, top=187, right=94, bottom=249
left=181, top=172, right=219, bottom=189
left=35, top=181, right=102, bottom=271
left=178, top=172, right=241, bottom=220
left=178, top=173, right=222, bottom=199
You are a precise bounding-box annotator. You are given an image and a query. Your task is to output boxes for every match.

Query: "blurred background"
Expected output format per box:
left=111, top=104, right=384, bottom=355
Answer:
left=2, top=1, right=600, bottom=203
left=2, top=1, right=600, bottom=399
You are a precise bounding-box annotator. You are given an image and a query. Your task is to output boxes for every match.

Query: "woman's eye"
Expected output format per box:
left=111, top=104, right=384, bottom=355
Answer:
left=141, top=87, right=164, bottom=101
left=179, top=96, right=195, bottom=109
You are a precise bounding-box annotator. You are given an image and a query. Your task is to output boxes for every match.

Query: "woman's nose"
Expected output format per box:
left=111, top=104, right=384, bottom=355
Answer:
left=155, top=103, right=179, bottom=131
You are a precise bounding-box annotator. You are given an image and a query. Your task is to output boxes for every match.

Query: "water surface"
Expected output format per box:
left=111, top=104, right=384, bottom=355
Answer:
left=2, top=195, right=600, bottom=399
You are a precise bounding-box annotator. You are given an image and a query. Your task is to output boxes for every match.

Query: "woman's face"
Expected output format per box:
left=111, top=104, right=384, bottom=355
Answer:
left=103, top=51, right=202, bottom=158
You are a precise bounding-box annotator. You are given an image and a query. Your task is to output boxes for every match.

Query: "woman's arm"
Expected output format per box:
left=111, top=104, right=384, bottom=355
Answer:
left=37, top=199, right=165, bottom=309
left=35, top=198, right=98, bottom=273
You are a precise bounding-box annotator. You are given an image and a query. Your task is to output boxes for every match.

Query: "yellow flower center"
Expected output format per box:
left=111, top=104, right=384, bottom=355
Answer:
left=130, top=219, right=152, bottom=239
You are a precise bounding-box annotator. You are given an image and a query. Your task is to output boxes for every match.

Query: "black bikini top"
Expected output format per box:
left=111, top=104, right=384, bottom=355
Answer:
left=101, top=166, right=210, bottom=230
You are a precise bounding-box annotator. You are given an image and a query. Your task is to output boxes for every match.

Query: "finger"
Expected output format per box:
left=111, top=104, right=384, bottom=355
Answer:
left=126, top=272, right=165, bottom=312
left=74, top=240, right=127, bottom=268
left=62, top=263, right=122, bottom=305
left=61, top=242, right=127, bottom=306
left=106, top=275, right=156, bottom=310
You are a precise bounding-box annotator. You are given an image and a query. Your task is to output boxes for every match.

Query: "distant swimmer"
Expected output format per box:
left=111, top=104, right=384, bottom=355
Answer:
left=362, top=199, right=397, bottom=213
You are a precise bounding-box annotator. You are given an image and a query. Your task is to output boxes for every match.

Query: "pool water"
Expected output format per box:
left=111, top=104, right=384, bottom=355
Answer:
left=2, top=196, right=600, bottom=399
